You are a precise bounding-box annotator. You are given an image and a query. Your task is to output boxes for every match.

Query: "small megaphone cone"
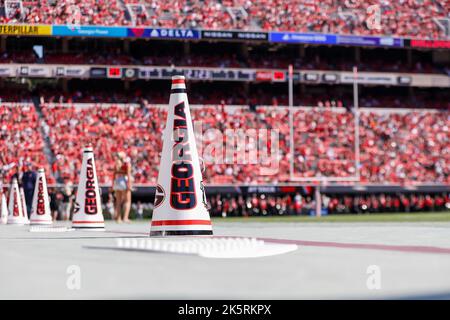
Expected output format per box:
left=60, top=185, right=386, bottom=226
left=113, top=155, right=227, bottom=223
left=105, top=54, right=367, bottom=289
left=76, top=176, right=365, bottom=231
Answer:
left=1, top=183, right=7, bottom=225
left=7, top=178, right=25, bottom=225
left=150, top=76, right=213, bottom=237
left=72, top=146, right=105, bottom=230
left=30, top=169, right=53, bottom=225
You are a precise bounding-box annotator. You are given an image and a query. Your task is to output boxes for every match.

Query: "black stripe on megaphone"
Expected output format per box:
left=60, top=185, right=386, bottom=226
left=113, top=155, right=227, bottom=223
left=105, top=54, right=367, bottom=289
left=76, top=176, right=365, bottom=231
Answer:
left=150, top=230, right=213, bottom=236
left=171, top=89, right=186, bottom=94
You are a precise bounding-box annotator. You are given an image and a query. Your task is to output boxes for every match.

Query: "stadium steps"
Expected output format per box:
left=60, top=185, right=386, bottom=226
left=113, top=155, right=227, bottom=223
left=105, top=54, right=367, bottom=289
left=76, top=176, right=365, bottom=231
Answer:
left=31, top=96, right=63, bottom=184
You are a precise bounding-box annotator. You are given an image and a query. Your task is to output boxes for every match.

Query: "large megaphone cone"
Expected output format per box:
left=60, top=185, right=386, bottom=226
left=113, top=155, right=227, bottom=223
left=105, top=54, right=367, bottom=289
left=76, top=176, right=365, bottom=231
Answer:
left=72, top=146, right=105, bottom=230
left=30, top=169, right=53, bottom=225
left=20, top=187, right=29, bottom=224
left=1, top=183, right=7, bottom=224
left=150, top=76, right=213, bottom=237
left=7, top=178, right=25, bottom=225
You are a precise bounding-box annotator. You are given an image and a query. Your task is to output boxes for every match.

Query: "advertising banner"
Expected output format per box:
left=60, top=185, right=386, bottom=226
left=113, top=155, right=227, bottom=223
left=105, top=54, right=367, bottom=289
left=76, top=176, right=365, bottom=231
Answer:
left=0, top=24, right=51, bottom=36
left=107, top=67, right=122, bottom=78
left=255, top=70, right=286, bottom=82
left=122, top=68, right=139, bottom=79
left=337, top=35, right=403, bottom=47
left=53, top=25, right=127, bottom=37
left=89, top=67, right=107, bottom=78
left=340, top=72, right=398, bottom=85
left=409, top=39, right=450, bottom=49
left=269, top=32, right=337, bottom=44
left=17, top=65, right=51, bottom=77
left=0, top=65, right=13, bottom=76
left=1, top=23, right=448, bottom=50
left=127, top=28, right=200, bottom=39
left=54, top=65, right=90, bottom=78
left=201, top=30, right=268, bottom=41
left=269, top=32, right=403, bottom=47
left=0, top=64, right=447, bottom=88
left=138, top=66, right=255, bottom=81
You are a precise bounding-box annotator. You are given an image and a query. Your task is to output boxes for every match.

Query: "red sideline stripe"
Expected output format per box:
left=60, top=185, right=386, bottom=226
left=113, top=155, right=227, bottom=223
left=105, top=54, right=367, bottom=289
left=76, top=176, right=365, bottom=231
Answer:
left=151, top=219, right=211, bottom=226
left=172, top=79, right=185, bottom=84
left=72, top=221, right=104, bottom=224
left=257, top=237, right=450, bottom=255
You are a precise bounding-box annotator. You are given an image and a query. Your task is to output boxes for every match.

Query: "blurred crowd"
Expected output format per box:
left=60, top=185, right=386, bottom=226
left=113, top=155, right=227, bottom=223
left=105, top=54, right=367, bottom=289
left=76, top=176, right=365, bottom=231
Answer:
left=5, top=182, right=447, bottom=220
left=0, top=103, right=54, bottom=184
left=41, top=104, right=164, bottom=184
left=207, top=192, right=450, bottom=217
left=0, top=0, right=448, bottom=39
left=1, top=103, right=448, bottom=186
left=196, top=106, right=449, bottom=184
left=0, top=0, right=127, bottom=26
left=38, top=188, right=450, bottom=220
left=1, top=85, right=448, bottom=110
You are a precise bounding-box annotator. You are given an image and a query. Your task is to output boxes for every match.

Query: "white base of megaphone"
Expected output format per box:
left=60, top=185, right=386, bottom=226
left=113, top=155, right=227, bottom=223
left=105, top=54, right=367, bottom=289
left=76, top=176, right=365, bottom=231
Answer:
left=7, top=221, right=26, bottom=225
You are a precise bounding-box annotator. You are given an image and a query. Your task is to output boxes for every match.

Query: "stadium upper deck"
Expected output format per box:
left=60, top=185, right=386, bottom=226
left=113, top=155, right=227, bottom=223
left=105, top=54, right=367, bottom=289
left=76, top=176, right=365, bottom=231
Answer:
left=0, top=0, right=448, bottom=40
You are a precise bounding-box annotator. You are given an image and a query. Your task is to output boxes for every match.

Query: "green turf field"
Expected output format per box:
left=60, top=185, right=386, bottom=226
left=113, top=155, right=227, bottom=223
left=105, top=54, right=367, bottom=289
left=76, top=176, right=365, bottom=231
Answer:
left=212, top=211, right=450, bottom=223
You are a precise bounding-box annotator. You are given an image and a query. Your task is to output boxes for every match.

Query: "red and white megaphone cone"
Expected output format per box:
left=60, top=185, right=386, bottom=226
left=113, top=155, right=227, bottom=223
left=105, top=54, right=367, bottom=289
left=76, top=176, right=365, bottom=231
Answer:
left=72, top=146, right=105, bottom=230
left=0, top=183, right=7, bottom=225
left=20, top=187, right=30, bottom=225
left=7, top=178, right=25, bottom=225
left=30, top=168, right=53, bottom=225
left=1, top=193, right=7, bottom=225
left=150, top=75, right=213, bottom=237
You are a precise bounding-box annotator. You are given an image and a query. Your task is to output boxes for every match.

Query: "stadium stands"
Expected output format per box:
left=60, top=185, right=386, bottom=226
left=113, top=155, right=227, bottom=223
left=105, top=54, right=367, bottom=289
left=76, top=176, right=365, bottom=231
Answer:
left=0, top=0, right=447, bottom=225
left=0, top=103, right=54, bottom=183
left=213, top=106, right=449, bottom=185
left=41, top=103, right=165, bottom=185
left=3, top=103, right=442, bottom=186
left=207, top=192, right=450, bottom=217
left=20, top=86, right=450, bottom=111
left=0, top=0, right=448, bottom=39
left=1, top=0, right=128, bottom=26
